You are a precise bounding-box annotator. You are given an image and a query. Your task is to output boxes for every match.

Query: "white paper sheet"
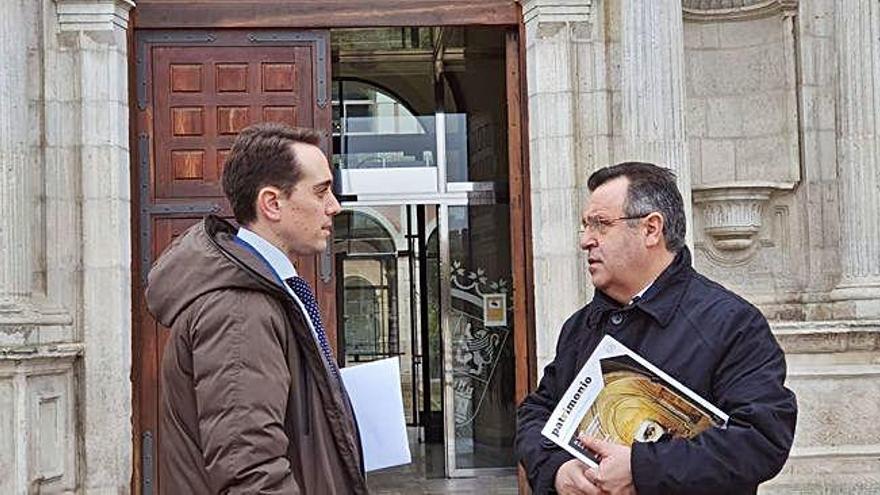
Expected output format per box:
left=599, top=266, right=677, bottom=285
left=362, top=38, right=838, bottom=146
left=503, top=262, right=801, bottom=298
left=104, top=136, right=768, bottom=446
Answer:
left=340, top=357, right=412, bottom=472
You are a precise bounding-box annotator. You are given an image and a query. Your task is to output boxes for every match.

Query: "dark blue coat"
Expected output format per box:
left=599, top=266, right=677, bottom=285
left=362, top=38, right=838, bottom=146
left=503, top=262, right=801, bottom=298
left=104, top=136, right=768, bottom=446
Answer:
left=516, top=248, right=797, bottom=494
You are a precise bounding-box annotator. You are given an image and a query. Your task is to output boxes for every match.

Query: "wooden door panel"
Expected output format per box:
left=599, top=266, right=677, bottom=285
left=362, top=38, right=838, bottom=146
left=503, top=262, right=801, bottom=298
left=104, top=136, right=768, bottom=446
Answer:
left=153, top=46, right=315, bottom=199
left=150, top=216, right=203, bottom=457
left=134, top=30, right=332, bottom=495
left=134, top=215, right=204, bottom=495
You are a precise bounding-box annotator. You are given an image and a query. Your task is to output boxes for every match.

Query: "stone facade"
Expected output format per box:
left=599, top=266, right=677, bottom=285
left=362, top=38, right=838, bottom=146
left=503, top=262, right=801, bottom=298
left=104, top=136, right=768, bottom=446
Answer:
left=0, top=0, right=133, bottom=493
left=523, top=0, right=880, bottom=492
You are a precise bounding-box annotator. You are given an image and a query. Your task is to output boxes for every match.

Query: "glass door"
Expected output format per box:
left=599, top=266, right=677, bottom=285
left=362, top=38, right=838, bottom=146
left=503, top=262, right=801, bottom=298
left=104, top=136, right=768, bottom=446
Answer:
left=442, top=202, right=516, bottom=475
left=334, top=199, right=516, bottom=477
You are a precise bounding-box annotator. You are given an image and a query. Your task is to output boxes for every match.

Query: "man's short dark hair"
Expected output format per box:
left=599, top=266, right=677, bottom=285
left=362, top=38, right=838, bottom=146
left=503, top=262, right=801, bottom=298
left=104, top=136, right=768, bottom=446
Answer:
left=221, top=122, right=321, bottom=225
left=587, top=161, right=686, bottom=252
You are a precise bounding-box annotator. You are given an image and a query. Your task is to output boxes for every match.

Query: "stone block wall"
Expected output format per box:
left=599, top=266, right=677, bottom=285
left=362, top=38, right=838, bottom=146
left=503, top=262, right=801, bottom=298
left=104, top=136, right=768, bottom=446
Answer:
left=685, top=15, right=800, bottom=186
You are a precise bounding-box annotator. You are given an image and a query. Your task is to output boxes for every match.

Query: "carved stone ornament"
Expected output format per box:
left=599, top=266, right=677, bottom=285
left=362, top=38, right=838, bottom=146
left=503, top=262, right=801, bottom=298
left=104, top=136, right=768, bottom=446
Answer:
left=693, top=185, right=775, bottom=256
left=682, top=0, right=798, bottom=21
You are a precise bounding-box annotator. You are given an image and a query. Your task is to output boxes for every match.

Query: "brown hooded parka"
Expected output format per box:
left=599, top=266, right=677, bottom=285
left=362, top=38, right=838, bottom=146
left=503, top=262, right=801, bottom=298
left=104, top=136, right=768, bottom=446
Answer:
left=146, top=215, right=368, bottom=494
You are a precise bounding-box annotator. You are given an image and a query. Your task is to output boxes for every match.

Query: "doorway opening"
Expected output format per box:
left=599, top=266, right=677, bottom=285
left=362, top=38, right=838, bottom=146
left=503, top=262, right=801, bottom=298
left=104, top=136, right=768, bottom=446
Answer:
left=330, top=26, right=517, bottom=479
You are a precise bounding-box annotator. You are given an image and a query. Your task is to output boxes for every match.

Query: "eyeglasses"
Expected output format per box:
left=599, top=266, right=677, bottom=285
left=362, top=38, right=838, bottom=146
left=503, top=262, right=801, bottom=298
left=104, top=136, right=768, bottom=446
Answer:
left=579, top=213, right=650, bottom=235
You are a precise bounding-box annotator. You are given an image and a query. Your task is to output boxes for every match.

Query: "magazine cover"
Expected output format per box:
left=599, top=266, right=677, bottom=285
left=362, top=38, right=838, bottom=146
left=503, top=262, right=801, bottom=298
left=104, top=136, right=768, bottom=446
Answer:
left=541, top=335, right=729, bottom=468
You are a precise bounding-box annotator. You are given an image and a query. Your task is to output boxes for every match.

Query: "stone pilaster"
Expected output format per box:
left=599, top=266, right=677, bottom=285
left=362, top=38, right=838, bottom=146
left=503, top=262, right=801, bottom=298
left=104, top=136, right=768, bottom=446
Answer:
left=617, top=0, right=693, bottom=246
left=0, top=0, right=36, bottom=309
left=55, top=0, right=134, bottom=493
left=522, top=0, right=593, bottom=370
left=832, top=0, right=880, bottom=317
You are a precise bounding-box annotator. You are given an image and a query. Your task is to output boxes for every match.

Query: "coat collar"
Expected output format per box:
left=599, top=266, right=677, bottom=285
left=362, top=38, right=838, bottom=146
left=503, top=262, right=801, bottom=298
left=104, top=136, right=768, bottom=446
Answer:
left=588, top=247, right=694, bottom=328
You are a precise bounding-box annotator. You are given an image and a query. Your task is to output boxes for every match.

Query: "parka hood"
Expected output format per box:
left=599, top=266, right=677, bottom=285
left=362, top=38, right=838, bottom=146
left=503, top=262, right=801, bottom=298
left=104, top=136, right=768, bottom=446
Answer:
left=145, top=215, right=284, bottom=328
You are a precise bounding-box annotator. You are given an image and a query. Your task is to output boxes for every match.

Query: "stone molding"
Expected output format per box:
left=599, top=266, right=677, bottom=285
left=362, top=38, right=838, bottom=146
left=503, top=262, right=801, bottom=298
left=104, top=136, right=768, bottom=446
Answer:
left=521, top=0, right=592, bottom=24
left=0, top=343, right=83, bottom=362
left=0, top=303, right=73, bottom=328
left=831, top=284, right=880, bottom=300
left=682, top=0, right=798, bottom=21
left=772, top=320, right=880, bottom=354
left=789, top=444, right=880, bottom=460
left=829, top=284, right=880, bottom=321
left=55, top=0, right=135, bottom=31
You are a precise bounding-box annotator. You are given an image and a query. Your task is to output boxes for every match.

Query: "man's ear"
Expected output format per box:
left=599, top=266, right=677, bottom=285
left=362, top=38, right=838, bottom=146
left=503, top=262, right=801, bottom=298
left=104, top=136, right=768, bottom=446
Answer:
left=643, top=212, right=665, bottom=248
left=255, top=186, right=283, bottom=222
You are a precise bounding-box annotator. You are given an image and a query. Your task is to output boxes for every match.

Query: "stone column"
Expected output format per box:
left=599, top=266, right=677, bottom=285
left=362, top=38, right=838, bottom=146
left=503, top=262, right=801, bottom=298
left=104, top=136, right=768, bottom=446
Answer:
left=522, top=0, right=593, bottom=370
left=0, top=0, right=35, bottom=310
left=832, top=0, right=880, bottom=317
left=56, top=0, right=134, bottom=492
left=618, top=0, right=692, bottom=246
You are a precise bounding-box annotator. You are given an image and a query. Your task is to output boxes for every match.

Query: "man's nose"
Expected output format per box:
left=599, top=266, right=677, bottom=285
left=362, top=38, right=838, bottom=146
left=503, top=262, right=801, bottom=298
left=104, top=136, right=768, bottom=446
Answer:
left=326, top=192, right=342, bottom=216
left=579, top=230, right=597, bottom=251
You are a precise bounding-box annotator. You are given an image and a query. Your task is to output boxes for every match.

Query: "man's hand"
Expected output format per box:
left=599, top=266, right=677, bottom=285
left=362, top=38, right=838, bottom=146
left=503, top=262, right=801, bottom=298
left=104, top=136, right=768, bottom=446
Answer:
left=555, top=458, right=603, bottom=495
left=578, top=435, right=636, bottom=495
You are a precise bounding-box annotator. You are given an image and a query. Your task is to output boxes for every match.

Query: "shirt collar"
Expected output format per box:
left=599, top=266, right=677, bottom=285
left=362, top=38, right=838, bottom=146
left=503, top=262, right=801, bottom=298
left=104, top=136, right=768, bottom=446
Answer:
left=630, top=281, right=653, bottom=304
left=236, top=227, right=299, bottom=281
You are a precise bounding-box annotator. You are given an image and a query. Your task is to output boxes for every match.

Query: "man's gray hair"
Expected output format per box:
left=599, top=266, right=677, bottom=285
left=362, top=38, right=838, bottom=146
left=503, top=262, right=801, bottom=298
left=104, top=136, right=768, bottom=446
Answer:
left=587, top=162, right=686, bottom=253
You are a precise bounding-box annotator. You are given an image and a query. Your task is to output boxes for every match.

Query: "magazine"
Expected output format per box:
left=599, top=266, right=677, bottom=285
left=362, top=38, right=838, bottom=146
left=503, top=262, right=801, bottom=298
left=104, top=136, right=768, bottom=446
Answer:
left=541, top=335, right=729, bottom=468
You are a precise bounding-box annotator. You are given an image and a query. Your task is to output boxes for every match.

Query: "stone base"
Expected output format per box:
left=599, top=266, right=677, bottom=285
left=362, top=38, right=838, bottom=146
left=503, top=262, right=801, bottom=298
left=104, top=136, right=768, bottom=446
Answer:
left=768, top=321, right=880, bottom=494
left=0, top=345, right=81, bottom=494
left=830, top=285, right=880, bottom=319
left=831, top=298, right=880, bottom=320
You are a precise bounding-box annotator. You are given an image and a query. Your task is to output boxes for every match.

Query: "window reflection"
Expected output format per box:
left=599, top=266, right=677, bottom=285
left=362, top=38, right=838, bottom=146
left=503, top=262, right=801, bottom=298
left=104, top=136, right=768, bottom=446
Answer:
left=332, top=80, right=435, bottom=170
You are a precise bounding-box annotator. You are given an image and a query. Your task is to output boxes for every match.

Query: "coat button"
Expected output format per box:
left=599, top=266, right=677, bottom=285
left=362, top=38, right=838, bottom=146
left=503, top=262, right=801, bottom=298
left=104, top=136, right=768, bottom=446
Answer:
left=610, top=313, right=624, bottom=325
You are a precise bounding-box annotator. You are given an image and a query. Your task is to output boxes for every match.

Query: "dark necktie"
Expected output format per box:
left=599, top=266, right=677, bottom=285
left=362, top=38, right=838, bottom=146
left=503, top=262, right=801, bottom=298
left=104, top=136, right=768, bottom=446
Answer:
left=285, top=276, right=340, bottom=379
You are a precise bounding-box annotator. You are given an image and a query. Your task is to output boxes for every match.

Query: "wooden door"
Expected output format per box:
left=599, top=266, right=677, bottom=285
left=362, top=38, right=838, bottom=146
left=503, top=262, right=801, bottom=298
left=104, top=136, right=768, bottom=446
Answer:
left=132, top=30, right=333, bottom=495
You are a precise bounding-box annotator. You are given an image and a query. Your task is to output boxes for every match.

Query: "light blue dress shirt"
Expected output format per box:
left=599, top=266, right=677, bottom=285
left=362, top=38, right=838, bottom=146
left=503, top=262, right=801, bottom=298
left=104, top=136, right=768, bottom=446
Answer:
left=235, top=227, right=322, bottom=343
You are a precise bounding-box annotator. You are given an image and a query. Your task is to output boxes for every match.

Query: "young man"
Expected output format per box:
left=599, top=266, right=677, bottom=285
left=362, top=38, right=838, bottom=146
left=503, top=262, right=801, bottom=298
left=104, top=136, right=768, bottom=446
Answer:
left=516, top=162, right=797, bottom=495
left=146, top=123, right=368, bottom=494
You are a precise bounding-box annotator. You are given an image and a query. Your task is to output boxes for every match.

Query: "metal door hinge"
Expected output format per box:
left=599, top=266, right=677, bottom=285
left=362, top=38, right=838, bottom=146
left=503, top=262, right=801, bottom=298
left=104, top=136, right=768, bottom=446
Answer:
left=142, top=430, right=154, bottom=495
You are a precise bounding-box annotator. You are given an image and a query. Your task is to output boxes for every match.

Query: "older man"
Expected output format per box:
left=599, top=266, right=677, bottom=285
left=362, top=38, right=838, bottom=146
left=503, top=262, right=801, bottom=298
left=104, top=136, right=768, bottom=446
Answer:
left=516, top=162, right=796, bottom=495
